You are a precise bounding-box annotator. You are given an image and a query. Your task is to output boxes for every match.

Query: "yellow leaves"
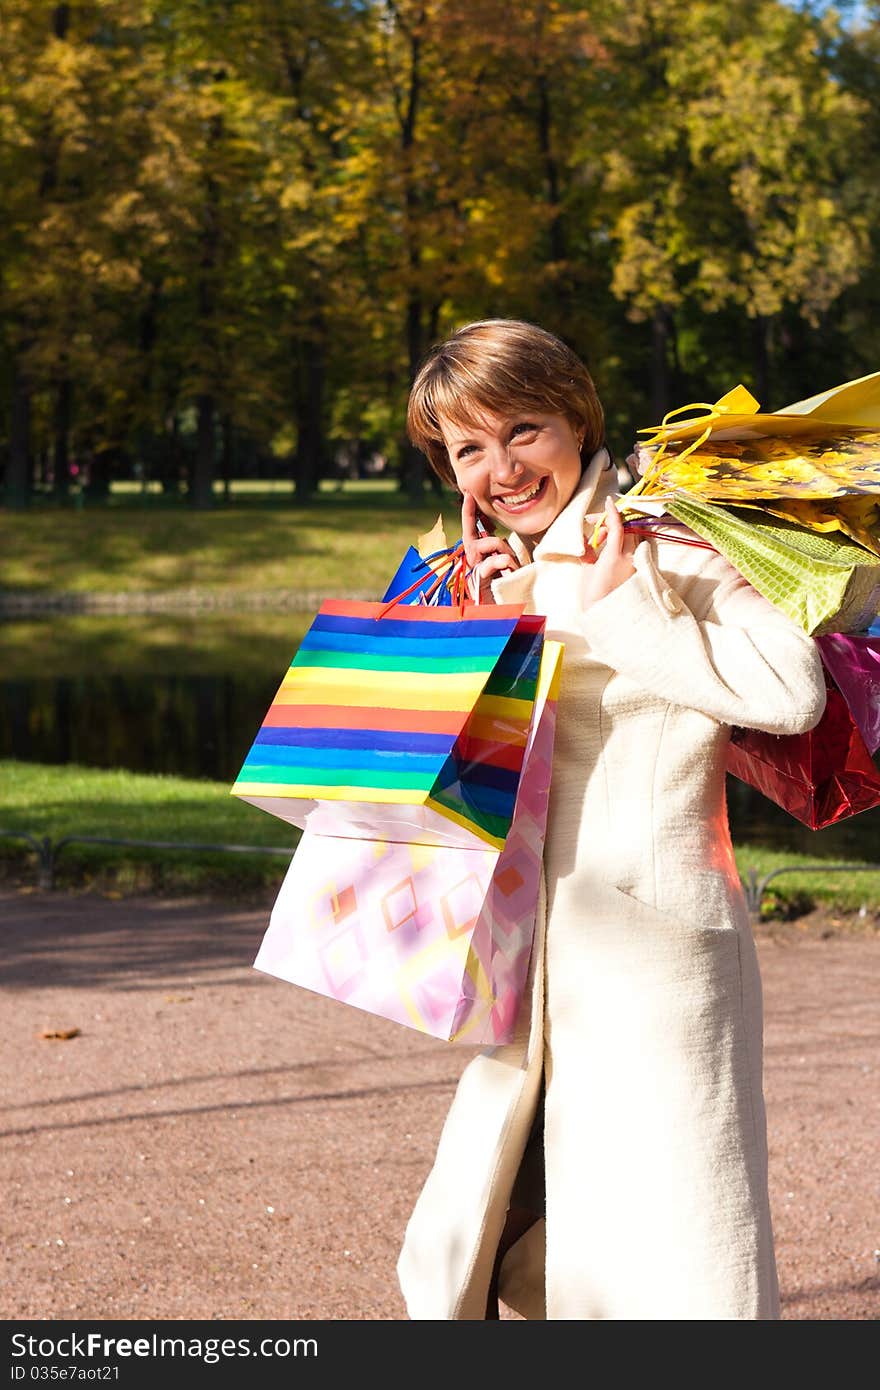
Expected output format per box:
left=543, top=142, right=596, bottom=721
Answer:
left=100, top=189, right=144, bottom=233
left=602, top=0, right=874, bottom=323
left=270, top=424, right=297, bottom=460
left=279, top=178, right=313, bottom=214
left=611, top=198, right=685, bottom=317
left=81, top=248, right=143, bottom=294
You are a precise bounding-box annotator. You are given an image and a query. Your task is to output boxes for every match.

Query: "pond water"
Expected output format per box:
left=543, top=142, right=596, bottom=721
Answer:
left=0, top=612, right=311, bottom=783
left=2, top=612, right=879, bottom=858
left=2, top=671, right=274, bottom=781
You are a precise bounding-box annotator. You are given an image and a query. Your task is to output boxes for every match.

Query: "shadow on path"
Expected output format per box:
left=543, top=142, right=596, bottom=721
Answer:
left=1, top=890, right=270, bottom=990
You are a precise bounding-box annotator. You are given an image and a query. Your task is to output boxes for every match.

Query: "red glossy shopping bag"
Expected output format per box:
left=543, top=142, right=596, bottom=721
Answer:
left=726, top=673, right=880, bottom=829
left=815, top=633, right=880, bottom=754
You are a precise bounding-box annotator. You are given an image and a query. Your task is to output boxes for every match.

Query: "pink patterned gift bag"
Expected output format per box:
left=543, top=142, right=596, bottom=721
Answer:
left=252, top=641, right=563, bottom=1044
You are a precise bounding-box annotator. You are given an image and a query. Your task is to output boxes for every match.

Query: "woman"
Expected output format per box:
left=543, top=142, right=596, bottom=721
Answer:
left=395, top=319, right=826, bottom=1320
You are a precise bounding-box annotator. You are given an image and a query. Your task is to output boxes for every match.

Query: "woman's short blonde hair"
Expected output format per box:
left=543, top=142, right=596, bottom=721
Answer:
left=407, top=318, right=606, bottom=488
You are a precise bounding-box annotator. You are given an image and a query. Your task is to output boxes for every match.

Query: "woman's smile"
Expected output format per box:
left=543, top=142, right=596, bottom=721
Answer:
left=491, top=474, right=549, bottom=511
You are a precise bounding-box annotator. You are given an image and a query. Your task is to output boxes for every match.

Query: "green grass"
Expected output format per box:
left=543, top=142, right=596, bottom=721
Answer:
left=3, top=759, right=880, bottom=910
left=0, top=760, right=299, bottom=898
left=732, top=844, right=880, bottom=916
left=109, top=478, right=400, bottom=498
left=0, top=487, right=462, bottom=596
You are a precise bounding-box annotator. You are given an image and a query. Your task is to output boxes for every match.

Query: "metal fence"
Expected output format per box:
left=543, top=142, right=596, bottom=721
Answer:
left=0, top=829, right=294, bottom=892
left=3, top=827, right=879, bottom=918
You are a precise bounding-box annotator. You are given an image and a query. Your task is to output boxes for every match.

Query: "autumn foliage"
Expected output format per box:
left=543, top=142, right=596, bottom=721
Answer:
left=1, top=0, right=878, bottom=506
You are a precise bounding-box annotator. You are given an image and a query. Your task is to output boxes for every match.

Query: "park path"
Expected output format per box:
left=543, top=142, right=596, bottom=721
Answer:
left=1, top=888, right=878, bottom=1321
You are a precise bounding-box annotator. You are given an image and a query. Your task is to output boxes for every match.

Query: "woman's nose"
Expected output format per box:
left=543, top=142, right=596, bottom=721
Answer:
left=487, top=443, right=524, bottom=483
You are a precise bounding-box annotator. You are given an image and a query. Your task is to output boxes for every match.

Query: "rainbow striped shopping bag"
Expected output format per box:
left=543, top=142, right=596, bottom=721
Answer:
left=231, top=599, right=545, bottom=851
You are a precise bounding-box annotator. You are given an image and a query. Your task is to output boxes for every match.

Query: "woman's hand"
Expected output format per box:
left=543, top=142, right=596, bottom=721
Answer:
left=626, top=443, right=658, bottom=477
left=461, top=492, right=521, bottom=603
left=581, top=496, right=638, bottom=610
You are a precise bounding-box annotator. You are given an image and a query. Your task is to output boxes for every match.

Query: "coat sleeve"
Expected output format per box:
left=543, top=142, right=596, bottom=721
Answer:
left=577, top=537, right=827, bottom=735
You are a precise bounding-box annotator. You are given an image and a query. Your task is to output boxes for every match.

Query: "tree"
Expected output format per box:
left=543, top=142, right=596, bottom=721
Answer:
left=596, top=0, right=870, bottom=413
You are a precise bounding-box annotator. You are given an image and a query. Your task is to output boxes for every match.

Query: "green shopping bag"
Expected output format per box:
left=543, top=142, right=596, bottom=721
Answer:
left=666, top=494, right=880, bottom=635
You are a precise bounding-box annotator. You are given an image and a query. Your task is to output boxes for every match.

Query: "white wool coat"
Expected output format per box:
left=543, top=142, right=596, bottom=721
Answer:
left=396, top=451, right=827, bottom=1320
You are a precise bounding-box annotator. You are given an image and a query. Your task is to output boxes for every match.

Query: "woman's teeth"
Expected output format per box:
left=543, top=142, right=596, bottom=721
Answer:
left=496, top=478, right=545, bottom=507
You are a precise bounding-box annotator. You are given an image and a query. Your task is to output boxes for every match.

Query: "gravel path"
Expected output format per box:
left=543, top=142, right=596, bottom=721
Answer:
left=1, top=889, right=877, bottom=1321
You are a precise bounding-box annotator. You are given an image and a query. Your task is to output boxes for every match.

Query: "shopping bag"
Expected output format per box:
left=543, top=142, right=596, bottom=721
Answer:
left=253, top=640, right=564, bottom=1044
left=231, top=598, right=545, bottom=850
left=664, top=494, right=880, bottom=635
left=619, top=373, right=880, bottom=618
left=383, top=545, right=454, bottom=605
left=635, top=370, right=880, bottom=453
left=726, top=671, right=880, bottom=830
left=815, top=633, right=880, bottom=755
left=632, top=429, right=880, bottom=505
left=381, top=534, right=465, bottom=607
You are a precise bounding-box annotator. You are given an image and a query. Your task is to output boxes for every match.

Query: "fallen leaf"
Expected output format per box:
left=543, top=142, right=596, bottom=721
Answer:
left=39, top=1027, right=81, bottom=1041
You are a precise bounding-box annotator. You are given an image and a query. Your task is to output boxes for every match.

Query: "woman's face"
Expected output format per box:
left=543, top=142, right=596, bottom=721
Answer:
left=439, top=407, right=584, bottom=540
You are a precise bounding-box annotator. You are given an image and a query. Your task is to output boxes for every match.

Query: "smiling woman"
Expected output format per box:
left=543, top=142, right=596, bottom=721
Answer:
left=407, top=320, right=625, bottom=602
left=393, top=318, right=828, bottom=1322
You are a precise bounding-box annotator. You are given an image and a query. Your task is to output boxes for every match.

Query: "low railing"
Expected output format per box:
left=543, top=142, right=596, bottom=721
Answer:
left=3, top=827, right=880, bottom=917
left=0, top=829, right=294, bottom=891
left=739, top=862, right=880, bottom=917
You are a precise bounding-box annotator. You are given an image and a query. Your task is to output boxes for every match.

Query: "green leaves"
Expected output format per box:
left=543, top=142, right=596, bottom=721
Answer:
left=1, top=0, right=878, bottom=501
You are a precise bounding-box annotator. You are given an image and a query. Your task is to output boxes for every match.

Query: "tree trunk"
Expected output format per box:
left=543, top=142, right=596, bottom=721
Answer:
left=426, top=302, right=443, bottom=494
left=752, top=314, right=772, bottom=405
left=138, top=282, right=161, bottom=493
left=398, top=11, right=426, bottom=505
left=86, top=444, right=112, bottom=499
left=191, top=394, right=215, bottom=509
left=401, top=284, right=426, bottom=503
left=537, top=72, right=566, bottom=268
left=294, top=330, right=325, bottom=504
left=221, top=415, right=233, bottom=502
left=190, top=109, right=222, bottom=509
left=651, top=305, right=672, bottom=421
left=7, top=359, right=32, bottom=508
left=53, top=377, right=72, bottom=499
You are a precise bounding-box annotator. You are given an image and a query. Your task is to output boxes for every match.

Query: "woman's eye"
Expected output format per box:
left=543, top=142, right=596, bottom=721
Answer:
left=457, top=444, right=476, bottom=460
left=511, top=422, right=539, bottom=439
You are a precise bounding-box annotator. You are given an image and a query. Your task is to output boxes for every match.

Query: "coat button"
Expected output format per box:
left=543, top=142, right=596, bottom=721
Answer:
left=661, top=588, right=683, bottom=614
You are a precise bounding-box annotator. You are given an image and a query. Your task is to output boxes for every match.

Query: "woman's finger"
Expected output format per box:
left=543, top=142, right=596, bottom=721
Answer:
left=465, top=539, right=516, bottom=571
left=604, top=495, right=622, bottom=534
left=471, top=553, right=516, bottom=599
left=461, top=492, right=479, bottom=558
left=478, top=552, right=518, bottom=577
left=469, top=534, right=518, bottom=560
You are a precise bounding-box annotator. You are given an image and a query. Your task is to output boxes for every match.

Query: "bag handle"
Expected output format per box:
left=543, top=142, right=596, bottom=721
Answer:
left=625, top=402, right=718, bottom=510
left=377, top=541, right=474, bottom=617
